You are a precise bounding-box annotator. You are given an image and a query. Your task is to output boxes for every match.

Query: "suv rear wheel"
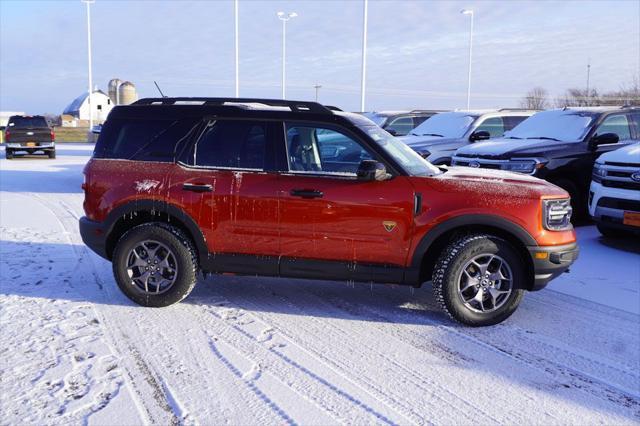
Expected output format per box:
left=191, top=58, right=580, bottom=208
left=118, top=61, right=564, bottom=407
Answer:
left=432, top=234, right=525, bottom=326
left=48, top=150, right=56, bottom=159
left=5, top=149, right=13, bottom=159
left=112, top=223, right=198, bottom=307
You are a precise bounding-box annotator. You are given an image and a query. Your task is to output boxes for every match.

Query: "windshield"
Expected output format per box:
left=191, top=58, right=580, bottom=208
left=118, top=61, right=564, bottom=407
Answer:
left=505, top=110, right=596, bottom=141
left=361, top=125, right=441, bottom=177
left=409, top=112, right=477, bottom=138
left=361, top=113, right=387, bottom=127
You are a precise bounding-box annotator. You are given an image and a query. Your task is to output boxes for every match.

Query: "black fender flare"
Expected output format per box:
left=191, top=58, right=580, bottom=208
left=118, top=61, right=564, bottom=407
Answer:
left=103, top=199, right=208, bottom=264
left=404, top=214, right=537, bottom=285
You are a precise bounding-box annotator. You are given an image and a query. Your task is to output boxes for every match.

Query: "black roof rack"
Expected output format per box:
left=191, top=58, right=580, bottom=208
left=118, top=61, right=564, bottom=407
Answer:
left=133, top=97, right=334, bottom=114
left=324, top=105, right=343, bottom=112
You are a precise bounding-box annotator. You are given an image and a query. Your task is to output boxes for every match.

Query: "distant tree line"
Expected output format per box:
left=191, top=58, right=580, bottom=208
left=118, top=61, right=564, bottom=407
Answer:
left=520, top=78, right=640, bottom=109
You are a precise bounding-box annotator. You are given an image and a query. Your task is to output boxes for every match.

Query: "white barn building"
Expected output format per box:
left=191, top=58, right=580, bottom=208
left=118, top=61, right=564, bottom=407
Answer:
left=62, top=90, right=114, bottom=125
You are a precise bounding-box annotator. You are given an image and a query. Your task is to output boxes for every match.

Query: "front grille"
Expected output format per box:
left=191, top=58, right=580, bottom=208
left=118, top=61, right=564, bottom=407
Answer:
left=597, top=197, right=640, bottom=211
left=602, top=180, right=640, bottom=190
left=597, top=162, right=640, bottom=191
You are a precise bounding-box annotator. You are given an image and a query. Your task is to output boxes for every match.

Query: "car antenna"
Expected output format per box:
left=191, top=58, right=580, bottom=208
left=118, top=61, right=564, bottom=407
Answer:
left=154, top=81, right=167, bottom=98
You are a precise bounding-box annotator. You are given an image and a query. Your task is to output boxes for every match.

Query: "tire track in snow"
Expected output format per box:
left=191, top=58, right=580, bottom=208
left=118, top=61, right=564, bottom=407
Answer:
left=210, top=279, right=498, bottom=425
left=191, top=301, right=402, bottom=425
left=305, top=285, right=640, bottom=418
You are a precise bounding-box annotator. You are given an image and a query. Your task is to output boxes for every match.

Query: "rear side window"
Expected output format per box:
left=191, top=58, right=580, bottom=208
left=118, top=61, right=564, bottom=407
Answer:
left=503, top=116, right=528, bottom=131
left=193, top=120, right=268, bottom=170
left=95, top=118, right=200, bottom=161
left=385, top=116, right=414, bottom=136
left=8, top=117, right=48, bottom=128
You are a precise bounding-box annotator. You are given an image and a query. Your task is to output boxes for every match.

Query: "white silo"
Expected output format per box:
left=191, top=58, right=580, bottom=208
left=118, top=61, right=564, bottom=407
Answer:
left=108, top=78, right=122, bottom=104
left=118, top=81, right=138, bottom=105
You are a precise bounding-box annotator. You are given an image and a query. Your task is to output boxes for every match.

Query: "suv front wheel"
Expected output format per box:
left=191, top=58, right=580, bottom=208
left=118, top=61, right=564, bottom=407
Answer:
left=112, top=223, right=198, bottom=307
left=432, top=234, right=525, bottom=326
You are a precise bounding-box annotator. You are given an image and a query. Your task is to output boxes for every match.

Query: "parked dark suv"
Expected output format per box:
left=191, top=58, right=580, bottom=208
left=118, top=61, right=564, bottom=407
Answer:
left=452, top=106, right=639, bottom=217
left=80, top=97, right=578, bottom=326
left=4, top=115, right=56, bottom=159
left=361, top=110, right=443, bottom=136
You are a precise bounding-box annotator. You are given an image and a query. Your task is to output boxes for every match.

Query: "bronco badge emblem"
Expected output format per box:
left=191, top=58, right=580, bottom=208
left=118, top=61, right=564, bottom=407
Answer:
left=383, top=221, right=397, bottom=232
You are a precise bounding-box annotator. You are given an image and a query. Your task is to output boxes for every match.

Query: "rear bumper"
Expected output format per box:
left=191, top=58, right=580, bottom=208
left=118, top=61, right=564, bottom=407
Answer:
left=5, top=142, right=55, bottom=149
left=79, top=216, right=108, bottom=260
left=528, top=242, right=579, bottom=291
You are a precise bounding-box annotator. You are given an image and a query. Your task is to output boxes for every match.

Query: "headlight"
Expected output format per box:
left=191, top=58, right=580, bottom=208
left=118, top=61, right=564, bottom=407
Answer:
left=543, top=199, right=573, bottom=231
left=592, top=162, right=605, bottom=183
left=503, top=159, right=541, bottom=174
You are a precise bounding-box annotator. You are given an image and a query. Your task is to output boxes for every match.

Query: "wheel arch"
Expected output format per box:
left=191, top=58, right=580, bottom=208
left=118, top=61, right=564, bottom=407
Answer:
left=103, top=200, right=208, bottom=265
left=406, top=214, right=536, bottom=290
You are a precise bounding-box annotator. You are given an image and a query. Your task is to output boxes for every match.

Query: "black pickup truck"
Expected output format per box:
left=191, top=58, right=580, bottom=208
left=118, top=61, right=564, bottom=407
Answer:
left=4, top=115, right=56, bottom=159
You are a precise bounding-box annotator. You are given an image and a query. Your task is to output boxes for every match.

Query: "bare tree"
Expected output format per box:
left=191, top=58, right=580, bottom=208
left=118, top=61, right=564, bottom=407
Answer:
left=519, top=87, right=549, bottom=110
left=554, top=88, right=601, bottom=108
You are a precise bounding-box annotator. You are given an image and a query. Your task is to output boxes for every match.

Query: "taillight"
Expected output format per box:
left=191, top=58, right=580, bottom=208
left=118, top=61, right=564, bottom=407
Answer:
left=50, top=129, right=55, bottom=141
left=4, top=130, right=10, bottom=141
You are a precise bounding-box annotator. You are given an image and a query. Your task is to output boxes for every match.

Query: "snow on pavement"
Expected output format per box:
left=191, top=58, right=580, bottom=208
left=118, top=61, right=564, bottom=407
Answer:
left=1, top=144, right=639, bottom=425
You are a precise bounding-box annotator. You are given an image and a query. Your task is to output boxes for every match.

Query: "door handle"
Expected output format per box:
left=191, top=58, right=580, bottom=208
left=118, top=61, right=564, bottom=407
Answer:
left=182, top=183, right=213, bottom=193
left=290, top=189, right=324, bottom=199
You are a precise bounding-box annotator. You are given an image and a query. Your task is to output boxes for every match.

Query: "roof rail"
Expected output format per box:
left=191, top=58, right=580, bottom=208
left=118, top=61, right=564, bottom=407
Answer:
left=497, top=108, right=538, bottom=112
left=325, top=105, right=343, bottom=111
left=409, top=109, right=446, bottom=113
left=133, top=97, right=333, bottom=114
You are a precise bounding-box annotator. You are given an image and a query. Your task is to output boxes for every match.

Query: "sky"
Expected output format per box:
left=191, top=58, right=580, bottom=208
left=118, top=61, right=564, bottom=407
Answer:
left=1, top=0, right=639, bottom=114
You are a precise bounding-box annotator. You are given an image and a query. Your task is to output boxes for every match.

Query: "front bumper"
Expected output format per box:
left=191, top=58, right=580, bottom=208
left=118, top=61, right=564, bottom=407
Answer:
left=5, top=142, right=55, bottom=149
left=588, top=181, right=640, bottom=233
left=528, top=242, right=579, bottom=290
left=79, top=216, right=108, bottom=260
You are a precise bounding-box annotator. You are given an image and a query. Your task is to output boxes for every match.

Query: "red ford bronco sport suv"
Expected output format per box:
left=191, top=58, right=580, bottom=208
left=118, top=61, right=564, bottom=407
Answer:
left=80, top=98, right=578, bottom=326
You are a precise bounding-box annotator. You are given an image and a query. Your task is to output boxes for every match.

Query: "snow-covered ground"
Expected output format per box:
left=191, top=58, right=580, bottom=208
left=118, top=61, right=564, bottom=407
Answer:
left=1, top=144, right=639, bottom=425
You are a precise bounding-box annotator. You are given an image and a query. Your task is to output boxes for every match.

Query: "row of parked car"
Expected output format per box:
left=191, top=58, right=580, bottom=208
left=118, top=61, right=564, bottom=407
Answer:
left=364, top=106, right=640, bottom=237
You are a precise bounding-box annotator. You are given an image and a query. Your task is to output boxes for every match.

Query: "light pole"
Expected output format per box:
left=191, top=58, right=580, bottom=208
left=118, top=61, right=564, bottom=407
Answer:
left=461, top=9, right=474, bottom=110
left=234, top=0, right=239, bottom=97
left=277, top=11, right=297, bottom=100
left=314, top=84, right=322, bottom=102
left=360, top=0, right=368, bottom=112
left=82, top=0, right=95, bottom=131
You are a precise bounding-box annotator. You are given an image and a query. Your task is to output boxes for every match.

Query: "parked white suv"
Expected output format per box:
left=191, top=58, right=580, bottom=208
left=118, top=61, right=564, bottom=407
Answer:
left=589, top=142, right=640, bottom=237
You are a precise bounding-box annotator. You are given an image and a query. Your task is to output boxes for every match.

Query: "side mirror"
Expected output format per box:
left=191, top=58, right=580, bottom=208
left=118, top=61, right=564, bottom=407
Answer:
left=386, top=128, right=398, bottom=136
left=357, top=160, right=391, bottom=181
left=469, top=130, right=491, bottom=141
left=590, top=132, right=619, bottom=148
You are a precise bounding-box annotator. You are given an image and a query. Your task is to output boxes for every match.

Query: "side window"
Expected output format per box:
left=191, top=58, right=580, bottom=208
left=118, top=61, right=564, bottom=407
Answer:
left=96, top=118, right=199, bottom=161
left=285, top=123, right=374, bottom=175
left=597, top=114, right=631, bottom=141
left=475, top=117, right=505, bottom=137
left=194, top=120, right=267, bottom=169
left=385, top=116, right=414, bottom=136
left=503, top=116, right=528, bottom=131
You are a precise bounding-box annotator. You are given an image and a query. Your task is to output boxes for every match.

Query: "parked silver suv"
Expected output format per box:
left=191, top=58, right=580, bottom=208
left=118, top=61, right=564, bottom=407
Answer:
left=399, top=109, right=536, bottom=165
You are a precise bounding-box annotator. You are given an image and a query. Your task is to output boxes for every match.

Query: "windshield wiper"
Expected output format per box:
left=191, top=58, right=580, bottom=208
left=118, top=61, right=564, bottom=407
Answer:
left=526, top=136, right=560, bottom=141
left=420, top=133, right=444, bottom=137
left=505, top=136, right=522, bottom=139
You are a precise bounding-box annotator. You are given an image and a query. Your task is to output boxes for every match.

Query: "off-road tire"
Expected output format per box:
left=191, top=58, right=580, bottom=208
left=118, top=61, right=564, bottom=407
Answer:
left=432, top=234, right=525, bottom=326
left=112, top=223, right=198, bottom=307
left=5, top=149, right=13, bottom=159
left=596, top=223, right=627, bottom=238
left=48, top=150, right=56, bottom=159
